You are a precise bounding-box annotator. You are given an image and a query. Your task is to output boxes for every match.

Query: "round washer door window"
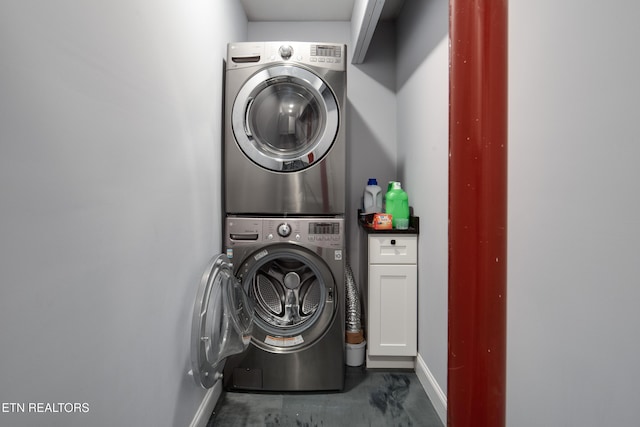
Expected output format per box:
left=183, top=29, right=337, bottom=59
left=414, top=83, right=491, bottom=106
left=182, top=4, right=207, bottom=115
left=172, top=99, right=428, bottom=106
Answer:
left=232, top=65, right=339, bottom=172
left=237, top=245, right=337, bottom=351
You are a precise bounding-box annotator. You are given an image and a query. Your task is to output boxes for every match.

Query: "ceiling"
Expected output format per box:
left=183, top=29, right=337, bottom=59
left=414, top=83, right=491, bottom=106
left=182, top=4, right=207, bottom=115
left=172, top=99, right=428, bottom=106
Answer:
left=240, top=0, right=406, bottom=22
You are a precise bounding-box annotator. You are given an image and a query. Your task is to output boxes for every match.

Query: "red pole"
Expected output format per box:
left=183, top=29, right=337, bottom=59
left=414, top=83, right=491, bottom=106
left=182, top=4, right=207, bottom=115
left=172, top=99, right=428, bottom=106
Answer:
left=448, top=0, right=508, bottom=426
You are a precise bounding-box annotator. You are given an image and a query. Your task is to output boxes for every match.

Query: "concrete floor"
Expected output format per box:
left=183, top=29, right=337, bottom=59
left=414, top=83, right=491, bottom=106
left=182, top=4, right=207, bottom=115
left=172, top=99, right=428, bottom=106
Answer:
left=207, top=366, right=443, bottom=426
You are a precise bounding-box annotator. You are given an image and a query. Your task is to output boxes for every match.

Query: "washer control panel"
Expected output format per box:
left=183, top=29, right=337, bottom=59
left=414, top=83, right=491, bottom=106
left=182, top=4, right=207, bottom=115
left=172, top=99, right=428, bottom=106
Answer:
left=226, top=217, right=343, bottom=248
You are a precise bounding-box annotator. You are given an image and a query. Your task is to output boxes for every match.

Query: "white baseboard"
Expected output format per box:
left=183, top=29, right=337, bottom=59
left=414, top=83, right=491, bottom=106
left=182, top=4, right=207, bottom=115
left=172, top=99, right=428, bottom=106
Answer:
left=415, top=353, right=447, bottom=425
left=189, top=380, right=222, bottom=427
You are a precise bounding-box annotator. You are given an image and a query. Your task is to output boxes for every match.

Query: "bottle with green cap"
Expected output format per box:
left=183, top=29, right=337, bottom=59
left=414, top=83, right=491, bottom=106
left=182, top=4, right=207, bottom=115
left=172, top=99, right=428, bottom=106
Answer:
left=384, top=181, right=409, bottom=229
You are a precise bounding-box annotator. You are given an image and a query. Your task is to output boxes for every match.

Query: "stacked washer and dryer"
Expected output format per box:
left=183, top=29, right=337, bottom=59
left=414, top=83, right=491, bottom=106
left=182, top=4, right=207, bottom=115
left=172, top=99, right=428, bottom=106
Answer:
left=191, top=41, right=347, bottom=393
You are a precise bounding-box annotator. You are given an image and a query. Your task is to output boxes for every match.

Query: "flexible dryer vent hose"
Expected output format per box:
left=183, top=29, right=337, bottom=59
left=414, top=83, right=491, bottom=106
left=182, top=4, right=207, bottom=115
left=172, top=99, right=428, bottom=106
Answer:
left=345, top=262, right=361, bottom=333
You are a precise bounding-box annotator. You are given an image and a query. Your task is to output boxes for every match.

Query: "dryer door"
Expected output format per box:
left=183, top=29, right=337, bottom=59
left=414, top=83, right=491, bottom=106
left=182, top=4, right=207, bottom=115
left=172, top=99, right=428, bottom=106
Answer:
left=191, top=254, right=254, bottom=388
left=231, top=65, right=339, bottom=172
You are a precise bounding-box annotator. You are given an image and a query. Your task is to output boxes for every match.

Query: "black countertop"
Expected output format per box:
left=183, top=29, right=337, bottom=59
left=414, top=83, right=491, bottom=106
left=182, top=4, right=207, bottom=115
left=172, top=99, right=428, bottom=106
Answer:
left=358, top=210, right=419, bottom=235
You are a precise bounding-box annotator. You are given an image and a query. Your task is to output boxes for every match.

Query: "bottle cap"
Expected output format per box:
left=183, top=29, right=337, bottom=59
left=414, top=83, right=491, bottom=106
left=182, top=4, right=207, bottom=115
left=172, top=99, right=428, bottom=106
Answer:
left=367, top=178, right=378, bottom=185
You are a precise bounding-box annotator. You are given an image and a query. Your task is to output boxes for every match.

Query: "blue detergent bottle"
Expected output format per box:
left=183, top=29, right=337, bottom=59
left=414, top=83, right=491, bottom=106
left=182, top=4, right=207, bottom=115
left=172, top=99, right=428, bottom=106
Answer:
left=363, top=178, right=382, bottom=213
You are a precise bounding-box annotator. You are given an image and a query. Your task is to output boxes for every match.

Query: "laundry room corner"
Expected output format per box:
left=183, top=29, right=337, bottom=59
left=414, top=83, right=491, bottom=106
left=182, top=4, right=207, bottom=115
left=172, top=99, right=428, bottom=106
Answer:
left=1, top=2, right=451, bottom=426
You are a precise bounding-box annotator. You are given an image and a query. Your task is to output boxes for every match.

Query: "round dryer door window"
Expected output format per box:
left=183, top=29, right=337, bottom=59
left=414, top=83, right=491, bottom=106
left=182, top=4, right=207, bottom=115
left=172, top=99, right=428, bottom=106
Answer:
left=237, top=245, right=337, bottom=351
left=190, top=255, right=254, bottom=389
left=232, top=65, right=339, bottom=172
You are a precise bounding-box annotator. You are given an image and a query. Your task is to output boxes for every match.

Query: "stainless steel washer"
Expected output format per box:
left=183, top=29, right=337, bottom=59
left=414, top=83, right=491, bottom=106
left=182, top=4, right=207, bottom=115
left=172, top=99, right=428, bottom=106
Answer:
left=222, top=216, right=345, bottom=391
left=224, top=42, right=346, bottom=215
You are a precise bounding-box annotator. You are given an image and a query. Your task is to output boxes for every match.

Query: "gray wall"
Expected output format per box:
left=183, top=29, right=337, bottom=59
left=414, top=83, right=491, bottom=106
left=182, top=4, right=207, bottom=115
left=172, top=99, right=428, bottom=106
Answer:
left=396, top=0, right=449, bottom=402
left=507, top=0, right=640, bottom=425
left=0, top=1, right=246, bottom=426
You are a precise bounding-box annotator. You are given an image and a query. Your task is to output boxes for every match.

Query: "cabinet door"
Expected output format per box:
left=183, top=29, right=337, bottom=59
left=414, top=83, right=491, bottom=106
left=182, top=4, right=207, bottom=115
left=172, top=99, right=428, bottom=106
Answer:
left=368, top=264, right=417, bottom=356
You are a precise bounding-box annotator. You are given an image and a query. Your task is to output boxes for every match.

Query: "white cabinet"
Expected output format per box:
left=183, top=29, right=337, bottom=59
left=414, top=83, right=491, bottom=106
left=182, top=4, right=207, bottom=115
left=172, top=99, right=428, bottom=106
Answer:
left=365, top=234, right=418, bottom=369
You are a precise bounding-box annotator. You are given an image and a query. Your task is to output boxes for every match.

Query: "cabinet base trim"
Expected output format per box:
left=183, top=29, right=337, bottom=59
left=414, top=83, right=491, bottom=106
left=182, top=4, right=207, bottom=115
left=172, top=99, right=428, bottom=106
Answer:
left=366, top=352, right=415, bottom=369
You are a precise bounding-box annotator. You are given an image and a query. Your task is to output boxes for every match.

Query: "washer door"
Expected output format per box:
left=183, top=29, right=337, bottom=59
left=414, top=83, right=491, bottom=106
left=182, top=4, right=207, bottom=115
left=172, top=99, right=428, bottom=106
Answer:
left=191, top=255, right=254, bottom=388
left=232, top=65, right=339, bottom=172
left=237, top=245, right=337, bottom=352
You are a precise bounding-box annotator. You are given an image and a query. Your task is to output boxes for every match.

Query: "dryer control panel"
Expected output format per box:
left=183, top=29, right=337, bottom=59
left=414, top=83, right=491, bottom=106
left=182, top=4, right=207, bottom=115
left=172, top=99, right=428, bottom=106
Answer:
left=227, top=41, right=345, bottom=71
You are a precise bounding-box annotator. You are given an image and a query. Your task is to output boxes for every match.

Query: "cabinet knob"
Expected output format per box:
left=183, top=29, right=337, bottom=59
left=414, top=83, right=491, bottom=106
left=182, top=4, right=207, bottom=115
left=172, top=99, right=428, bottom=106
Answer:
left=391, top=239, right=396, bottom=245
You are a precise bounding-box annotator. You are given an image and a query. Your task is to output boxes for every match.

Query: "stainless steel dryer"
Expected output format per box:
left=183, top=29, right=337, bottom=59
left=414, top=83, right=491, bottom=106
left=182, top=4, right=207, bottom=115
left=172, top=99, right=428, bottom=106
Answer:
left=222, top=216, right=345, bottom=391
left=224, top=42, right=346, bottom=215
